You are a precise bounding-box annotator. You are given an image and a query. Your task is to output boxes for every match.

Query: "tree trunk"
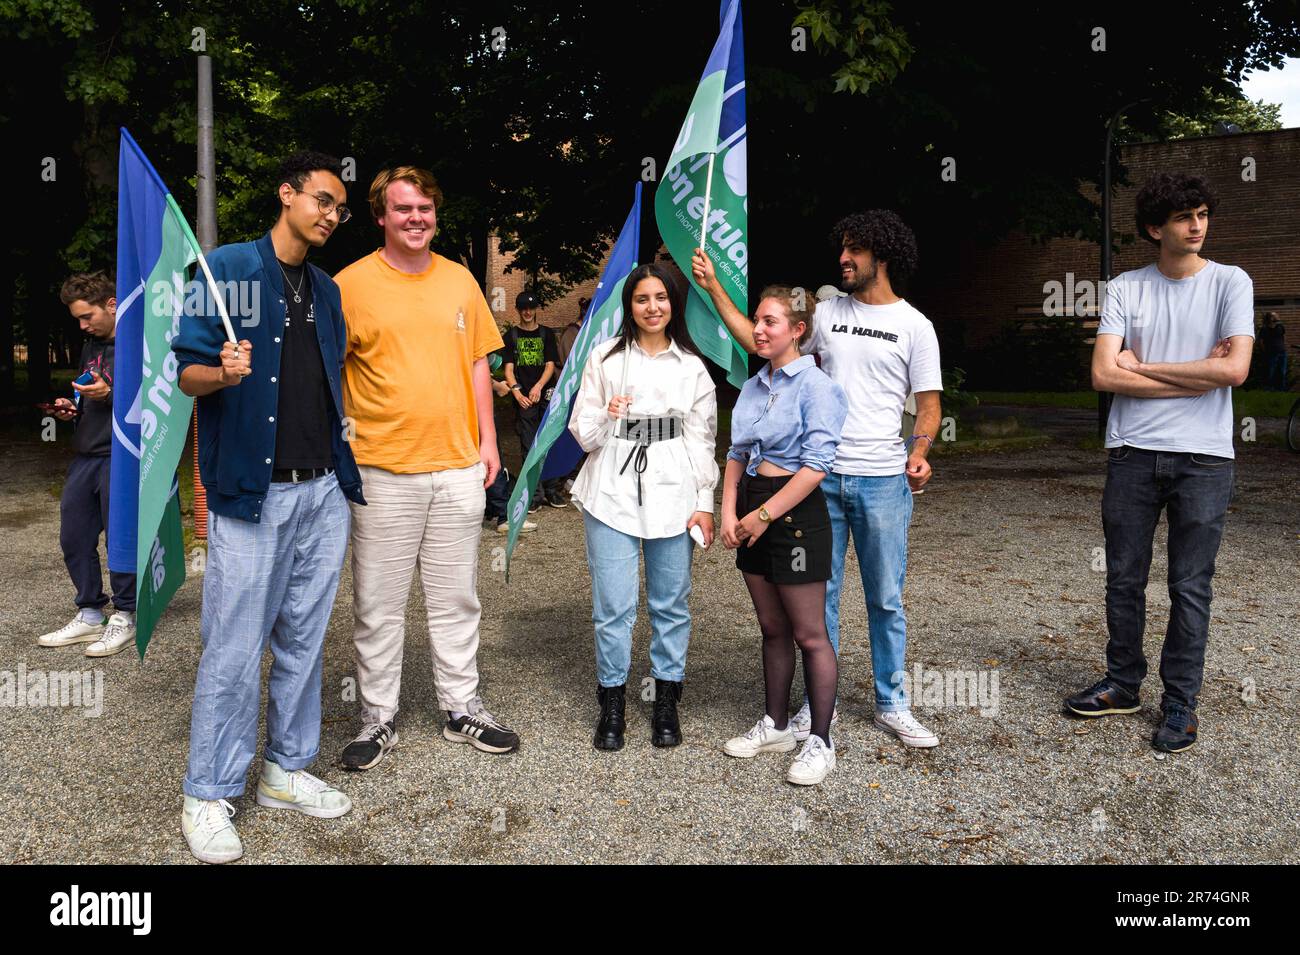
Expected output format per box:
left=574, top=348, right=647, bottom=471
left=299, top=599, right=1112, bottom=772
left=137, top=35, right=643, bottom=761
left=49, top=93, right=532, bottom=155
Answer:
left=468, top=223, right=489, bottom=293
left=0, top=253, right=13, bottom=406
left=24, top=255, right=53, bottom=400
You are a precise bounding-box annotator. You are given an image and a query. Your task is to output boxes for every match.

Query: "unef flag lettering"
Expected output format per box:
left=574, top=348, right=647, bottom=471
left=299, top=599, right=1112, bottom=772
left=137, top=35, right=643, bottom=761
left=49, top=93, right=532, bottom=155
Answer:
left=112, top=128, right=200, bottom=657
left=653, top=0, right=749, bottom=389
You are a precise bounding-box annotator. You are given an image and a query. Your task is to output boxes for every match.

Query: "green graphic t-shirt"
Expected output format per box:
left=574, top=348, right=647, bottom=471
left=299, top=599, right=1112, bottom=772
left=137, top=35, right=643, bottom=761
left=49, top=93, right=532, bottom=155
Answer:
left=506, top=325, right=559, bottom=396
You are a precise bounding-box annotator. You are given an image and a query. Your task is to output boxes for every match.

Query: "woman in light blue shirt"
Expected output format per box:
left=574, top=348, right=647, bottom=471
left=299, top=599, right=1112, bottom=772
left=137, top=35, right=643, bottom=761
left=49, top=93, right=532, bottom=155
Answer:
left=720, top=286, right=847, bottom=786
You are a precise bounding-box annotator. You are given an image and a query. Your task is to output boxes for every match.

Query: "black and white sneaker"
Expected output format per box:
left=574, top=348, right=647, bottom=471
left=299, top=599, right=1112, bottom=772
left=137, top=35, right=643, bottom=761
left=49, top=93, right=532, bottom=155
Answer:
left=443, top=697, right=519, bottom=753
left=340, top=719, right=398, bottom=771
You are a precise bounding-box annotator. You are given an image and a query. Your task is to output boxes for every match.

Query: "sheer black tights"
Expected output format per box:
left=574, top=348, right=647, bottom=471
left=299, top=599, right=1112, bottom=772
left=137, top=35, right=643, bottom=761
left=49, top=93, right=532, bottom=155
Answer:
left=742, top=573, right=838, bottom=745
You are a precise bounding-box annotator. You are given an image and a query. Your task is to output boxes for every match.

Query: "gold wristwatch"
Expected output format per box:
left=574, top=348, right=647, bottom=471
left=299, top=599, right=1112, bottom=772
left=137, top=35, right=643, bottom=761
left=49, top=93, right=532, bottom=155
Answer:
left=758, top=505, right=772, bottom=523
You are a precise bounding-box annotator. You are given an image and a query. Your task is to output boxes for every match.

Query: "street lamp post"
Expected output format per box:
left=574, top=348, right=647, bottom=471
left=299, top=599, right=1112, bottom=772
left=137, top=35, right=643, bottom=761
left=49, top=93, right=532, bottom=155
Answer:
left=1098, top=98, right=1149, bottom=439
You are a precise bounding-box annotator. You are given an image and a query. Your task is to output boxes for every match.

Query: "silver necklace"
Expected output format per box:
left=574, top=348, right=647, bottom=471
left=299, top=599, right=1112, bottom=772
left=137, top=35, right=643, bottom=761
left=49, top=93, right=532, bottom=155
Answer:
left=279, top=263, right=305, bottom=304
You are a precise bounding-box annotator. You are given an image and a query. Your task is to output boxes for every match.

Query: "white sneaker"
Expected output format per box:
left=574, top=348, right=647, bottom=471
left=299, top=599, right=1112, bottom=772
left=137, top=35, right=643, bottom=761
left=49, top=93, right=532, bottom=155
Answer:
left=37, top=612, right=104, bottom=647
left=84, top=612, right=136, bottom=657
left=788, top=701, right=840, bottom=742
left=723, top=715, right=797, bottom=758
left=874, top=709, right=939, bottom=748
left=786, top=735, right=836, bottom=786
left=255, top=760, right=352, bottom=818
left=498, top=518, right=537, bottom=534
left=181, top=796, right=243, bottom=864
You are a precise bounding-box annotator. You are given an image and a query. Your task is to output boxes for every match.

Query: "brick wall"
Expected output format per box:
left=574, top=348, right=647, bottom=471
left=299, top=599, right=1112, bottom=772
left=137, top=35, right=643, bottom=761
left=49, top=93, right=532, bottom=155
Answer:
left=485, top=235, right=603, bottom=333
left=486, top=129, right=1299, bottom=381
left=914, top=127, right=1300, bottom=379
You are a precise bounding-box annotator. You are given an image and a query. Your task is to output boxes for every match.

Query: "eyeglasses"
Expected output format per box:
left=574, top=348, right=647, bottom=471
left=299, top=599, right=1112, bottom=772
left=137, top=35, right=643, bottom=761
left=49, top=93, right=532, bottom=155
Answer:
left=293, top=186, right=351, bottom=224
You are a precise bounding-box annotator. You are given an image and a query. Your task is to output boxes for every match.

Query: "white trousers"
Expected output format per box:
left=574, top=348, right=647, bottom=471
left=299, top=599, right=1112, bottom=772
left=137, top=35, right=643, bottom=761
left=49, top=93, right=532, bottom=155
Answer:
left=350, top=462, right=486, bottom=719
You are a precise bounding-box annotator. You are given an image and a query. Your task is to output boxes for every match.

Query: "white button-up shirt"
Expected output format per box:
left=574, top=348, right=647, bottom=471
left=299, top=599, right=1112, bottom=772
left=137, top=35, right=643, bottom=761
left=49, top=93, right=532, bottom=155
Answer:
left=569, top=337, right=718, bottom=539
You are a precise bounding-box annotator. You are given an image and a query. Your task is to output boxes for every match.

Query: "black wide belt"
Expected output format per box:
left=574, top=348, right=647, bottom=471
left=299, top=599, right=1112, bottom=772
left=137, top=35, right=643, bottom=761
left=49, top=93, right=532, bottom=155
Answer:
left=616, top=416, right=683, bottom=507
left=617, top=415, right=681, bottom=446
left=270, top=466, right=334, bottom=484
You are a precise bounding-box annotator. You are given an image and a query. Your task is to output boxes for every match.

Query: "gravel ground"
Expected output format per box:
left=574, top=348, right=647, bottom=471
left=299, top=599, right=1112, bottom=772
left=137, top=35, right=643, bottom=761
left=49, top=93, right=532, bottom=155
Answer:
left=2, top=405, right=1297, bottom=864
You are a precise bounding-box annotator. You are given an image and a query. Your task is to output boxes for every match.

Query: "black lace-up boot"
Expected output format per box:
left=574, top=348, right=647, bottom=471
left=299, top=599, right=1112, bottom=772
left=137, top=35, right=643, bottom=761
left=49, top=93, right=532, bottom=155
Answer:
left=594, top=684, right=626, bottom=751
left=651, top=679, right=682, bottom=747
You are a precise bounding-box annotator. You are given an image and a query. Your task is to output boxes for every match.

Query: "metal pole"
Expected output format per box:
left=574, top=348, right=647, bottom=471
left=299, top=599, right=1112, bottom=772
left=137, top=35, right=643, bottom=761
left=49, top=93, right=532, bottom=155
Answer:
left=196, top=55, right=217, bottom=253
left=1098, top=99, right=1148, bottom=439
left=194, top=54, right=217, bottom=539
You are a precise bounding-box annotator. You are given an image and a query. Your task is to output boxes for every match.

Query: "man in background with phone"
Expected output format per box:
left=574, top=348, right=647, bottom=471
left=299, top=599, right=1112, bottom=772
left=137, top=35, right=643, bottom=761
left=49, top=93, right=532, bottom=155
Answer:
left=37, top=271, right=138, bottom=657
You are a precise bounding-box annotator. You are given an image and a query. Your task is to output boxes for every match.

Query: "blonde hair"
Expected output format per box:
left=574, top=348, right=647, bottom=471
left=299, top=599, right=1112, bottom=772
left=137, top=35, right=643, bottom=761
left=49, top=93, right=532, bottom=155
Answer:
left=757, top=285, right=814, bottom=347
left=368, top=166, right=444, bottom=223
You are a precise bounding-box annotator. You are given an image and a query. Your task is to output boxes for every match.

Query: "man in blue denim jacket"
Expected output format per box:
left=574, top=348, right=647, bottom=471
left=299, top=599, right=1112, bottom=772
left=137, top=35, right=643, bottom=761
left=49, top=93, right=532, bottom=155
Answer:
left=171, top=151, right=365, bottom=863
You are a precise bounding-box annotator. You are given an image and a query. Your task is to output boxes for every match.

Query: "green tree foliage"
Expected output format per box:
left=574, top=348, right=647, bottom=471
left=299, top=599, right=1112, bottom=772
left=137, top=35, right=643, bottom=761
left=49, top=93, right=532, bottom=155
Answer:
left=3, top=0, right=1298, bottom=404
left=1154, top=90, right=1283, bottom=140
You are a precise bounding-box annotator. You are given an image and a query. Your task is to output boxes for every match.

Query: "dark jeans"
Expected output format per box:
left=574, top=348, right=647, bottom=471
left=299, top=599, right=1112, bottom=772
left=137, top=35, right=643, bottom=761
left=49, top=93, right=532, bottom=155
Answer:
left=61, top=453, right=135, bottom=614
left=484, top=464, right=512, bottom=522
left=1265, top=352, right=1287, bottom=391
left=515, top=399, right=560, bottom=497
left=1101, top=445, right=1234, bottom=710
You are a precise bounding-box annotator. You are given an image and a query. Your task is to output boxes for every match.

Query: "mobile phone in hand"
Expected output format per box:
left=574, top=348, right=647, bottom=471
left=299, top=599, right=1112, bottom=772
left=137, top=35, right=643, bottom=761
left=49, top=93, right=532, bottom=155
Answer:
left=72, top=370, right=94, bottom=409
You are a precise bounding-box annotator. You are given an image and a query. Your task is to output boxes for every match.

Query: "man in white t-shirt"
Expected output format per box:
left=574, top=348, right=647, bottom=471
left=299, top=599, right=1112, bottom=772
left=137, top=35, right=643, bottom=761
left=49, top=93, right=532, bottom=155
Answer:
left=1065, top=172, right=1253, bottom=754
left=694, top=210, right=944, bottom=748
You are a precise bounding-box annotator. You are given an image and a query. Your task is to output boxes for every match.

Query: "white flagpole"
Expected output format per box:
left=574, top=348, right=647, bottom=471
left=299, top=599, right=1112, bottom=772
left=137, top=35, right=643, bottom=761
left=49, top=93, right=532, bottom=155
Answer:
left=618, top=344, right=631, bottom=401
left=698, top=152, right=716, bottom=262
left=191, top=247, right=238, bottom=343
left=617, top=331, right=634, bottom=420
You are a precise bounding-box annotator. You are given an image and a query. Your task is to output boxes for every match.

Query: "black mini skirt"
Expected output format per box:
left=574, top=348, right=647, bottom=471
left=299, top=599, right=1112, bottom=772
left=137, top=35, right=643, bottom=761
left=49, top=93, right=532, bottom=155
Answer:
left=735, top=473, right=833, bottom=584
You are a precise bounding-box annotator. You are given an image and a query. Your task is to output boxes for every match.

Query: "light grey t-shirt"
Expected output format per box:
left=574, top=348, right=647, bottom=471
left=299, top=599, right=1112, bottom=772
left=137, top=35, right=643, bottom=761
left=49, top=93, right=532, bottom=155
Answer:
left=1098, top=260, right=1254, bottom=458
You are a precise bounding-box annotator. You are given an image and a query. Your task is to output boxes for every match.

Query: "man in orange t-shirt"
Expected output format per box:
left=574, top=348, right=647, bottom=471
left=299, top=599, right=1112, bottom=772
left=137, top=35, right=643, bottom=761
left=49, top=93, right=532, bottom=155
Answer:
left=334, top=166, right=519, bottom=770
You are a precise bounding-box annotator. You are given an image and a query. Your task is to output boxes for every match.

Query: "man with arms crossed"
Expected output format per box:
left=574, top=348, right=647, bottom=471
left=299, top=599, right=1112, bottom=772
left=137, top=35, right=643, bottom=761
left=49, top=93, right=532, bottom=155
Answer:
left=695, top=209, right=943, bottom=748
left=335, top=166, right=519, bottom=772
left=174, top=151, right=363, bottom=863
left=1066, top=172, right=1253, bottom=753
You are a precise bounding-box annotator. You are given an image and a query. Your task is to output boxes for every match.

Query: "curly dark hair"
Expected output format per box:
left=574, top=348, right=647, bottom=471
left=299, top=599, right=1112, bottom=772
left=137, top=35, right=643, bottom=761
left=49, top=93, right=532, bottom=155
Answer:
left=829, top=210, right=919, bottom=287
left=1134, top=172, right=1217, bottom=245
left=276, top=150, right=344, bottom=193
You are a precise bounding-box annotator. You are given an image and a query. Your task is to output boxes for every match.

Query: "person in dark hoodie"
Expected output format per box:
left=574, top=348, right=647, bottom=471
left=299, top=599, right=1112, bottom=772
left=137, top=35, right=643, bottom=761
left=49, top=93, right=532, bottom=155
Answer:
left=37, top=271, right=138, bottom=658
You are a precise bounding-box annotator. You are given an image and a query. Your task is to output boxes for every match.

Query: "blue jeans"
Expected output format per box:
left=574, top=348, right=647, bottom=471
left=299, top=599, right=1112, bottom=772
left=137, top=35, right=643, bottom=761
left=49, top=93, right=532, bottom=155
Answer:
left=823, top=472, right=913, bottom=713
left=582, top=510, right=693, bottom=687
left=1102, top=446, right=1234, bottom=710
left=184, top=475, right=350, bottom=799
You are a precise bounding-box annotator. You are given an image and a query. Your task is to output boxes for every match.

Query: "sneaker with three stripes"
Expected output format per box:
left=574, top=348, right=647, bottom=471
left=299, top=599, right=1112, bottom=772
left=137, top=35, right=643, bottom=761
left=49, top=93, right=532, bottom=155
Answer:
left=443, top=696, right=520, bottom=753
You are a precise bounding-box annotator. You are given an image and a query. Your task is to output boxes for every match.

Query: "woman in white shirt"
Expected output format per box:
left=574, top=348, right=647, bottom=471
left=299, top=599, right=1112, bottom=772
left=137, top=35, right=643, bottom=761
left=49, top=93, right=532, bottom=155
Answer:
left=569, top=263, right=718, bottom=752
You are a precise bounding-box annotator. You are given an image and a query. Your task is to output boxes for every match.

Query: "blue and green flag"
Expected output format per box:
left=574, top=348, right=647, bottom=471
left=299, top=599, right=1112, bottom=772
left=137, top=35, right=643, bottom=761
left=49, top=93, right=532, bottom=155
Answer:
left=504, top=183, right=643, bottom=576
left=654, top=0, right=749, bottom=389
left=111, top=128, right=203, bottom=657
